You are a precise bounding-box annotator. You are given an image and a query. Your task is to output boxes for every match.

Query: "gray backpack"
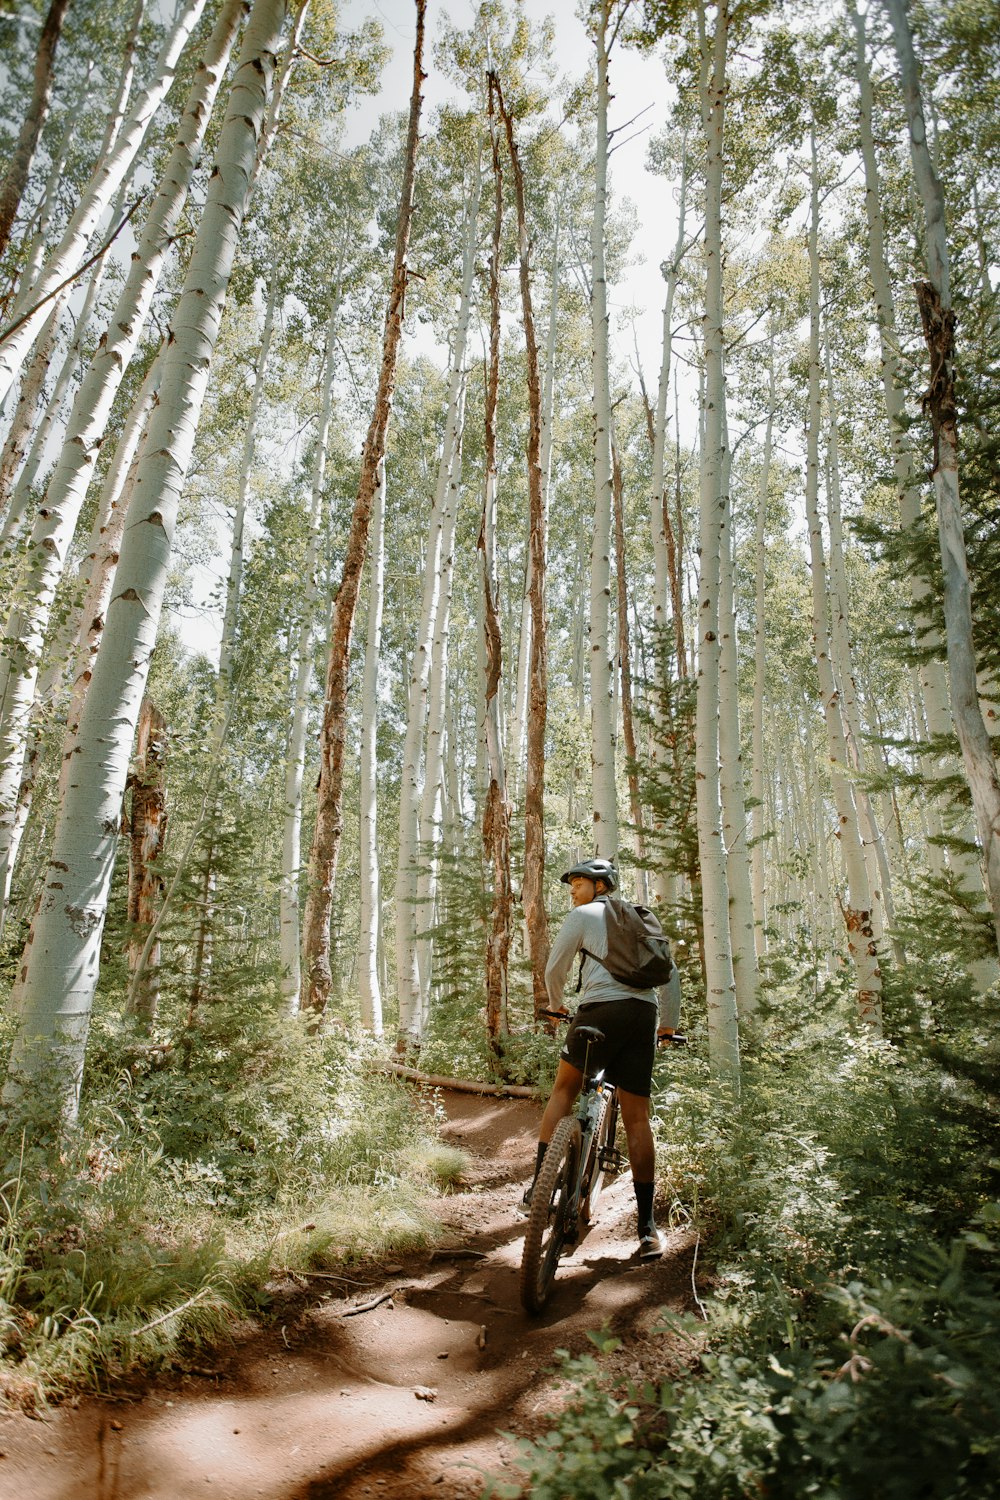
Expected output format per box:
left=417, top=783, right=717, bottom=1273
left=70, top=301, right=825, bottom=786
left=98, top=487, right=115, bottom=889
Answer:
left=580, top=896, right=675, bottom=990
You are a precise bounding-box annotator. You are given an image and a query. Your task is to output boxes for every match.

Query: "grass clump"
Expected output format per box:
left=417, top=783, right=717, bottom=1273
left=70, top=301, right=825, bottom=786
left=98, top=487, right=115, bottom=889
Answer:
left=0, top=994, right=456, bottom=1410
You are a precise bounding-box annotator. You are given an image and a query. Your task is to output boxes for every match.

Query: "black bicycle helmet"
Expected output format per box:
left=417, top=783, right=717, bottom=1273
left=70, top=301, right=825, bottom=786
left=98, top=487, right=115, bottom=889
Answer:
left=560, top=857, right=618, bottom=891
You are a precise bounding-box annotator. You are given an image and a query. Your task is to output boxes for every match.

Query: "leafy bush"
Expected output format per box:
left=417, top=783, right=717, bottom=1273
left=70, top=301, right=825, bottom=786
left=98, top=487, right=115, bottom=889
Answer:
left=501, top=982, right=1000, bottom=1498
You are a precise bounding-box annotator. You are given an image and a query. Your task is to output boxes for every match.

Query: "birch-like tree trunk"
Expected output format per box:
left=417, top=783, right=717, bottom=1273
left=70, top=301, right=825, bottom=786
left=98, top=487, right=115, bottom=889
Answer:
left=509, top=200, right=561, bottom=806
left=823, top=331, right=903, bottom=961
left=301, top=0, right=425, bottom=1020
left=395, top=148, right=479, bottom=1045
left=884, top=0, right=1000, bottom=959
left=480, top=99, right=512, bottom=1054
left=414, top=395, right=463, bottom=1020
left=805, top=125, right=882, bottom=1030
left=718, top=410, right=758, bottom=1018
left=694, top=0, right=739, bottom=1079
left=611, top=428, right=647, bottom=901
left=493, top=72, right=550, bottom=1015
left=281, top=293, right=343, bottom=1012
left=2, top=0, right=287, bottom=1121
left=0, top=1, right=243, bottom=930
left=0, top=0, right=72, bottom=262
left=850, top=0, right=990, bottom=921
left=588, top=0, right=618, bottom=856
left=750, top=338, right=774, bottom=955
left=357, top=457, right=386, bottom=1035
left=0, top=0, right=207, bottom=407
left=125, top=698, right=167, bottom=1023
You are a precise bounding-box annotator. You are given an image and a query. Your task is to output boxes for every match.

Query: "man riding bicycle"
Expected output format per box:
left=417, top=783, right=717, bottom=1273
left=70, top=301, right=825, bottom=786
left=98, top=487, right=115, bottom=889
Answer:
left=521, top=858, right=680, bottom=1261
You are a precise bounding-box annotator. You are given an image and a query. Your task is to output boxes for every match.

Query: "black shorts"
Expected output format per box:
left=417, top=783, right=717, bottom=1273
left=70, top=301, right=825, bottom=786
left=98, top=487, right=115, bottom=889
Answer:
left=561, top=999, right=658, bottom=1098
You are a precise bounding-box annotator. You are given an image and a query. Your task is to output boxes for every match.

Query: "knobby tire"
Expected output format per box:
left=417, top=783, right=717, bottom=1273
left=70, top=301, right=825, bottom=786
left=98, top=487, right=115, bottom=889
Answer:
left=519, top=1114, right=581, bottom=1314
left=581, top=1092, right=614, bottom=1225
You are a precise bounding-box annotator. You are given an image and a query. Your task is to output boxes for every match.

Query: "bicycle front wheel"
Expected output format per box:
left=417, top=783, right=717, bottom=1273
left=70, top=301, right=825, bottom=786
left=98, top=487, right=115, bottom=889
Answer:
left=520, top=1114, right=581, bottom=1315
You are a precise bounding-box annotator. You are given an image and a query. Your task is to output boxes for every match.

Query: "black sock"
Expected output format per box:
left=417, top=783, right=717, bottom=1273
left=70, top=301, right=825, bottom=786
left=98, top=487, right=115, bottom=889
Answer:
left=634, top=1179, right=655, bottom=1230
left=533, top=1142, right=548, bottom=1181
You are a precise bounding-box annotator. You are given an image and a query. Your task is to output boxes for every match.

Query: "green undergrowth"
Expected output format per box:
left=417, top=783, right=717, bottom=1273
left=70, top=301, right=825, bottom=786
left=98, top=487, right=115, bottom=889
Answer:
left=492, top=975, right=1000, bottom=1499
left=0, top=997, right=467, bottom=1412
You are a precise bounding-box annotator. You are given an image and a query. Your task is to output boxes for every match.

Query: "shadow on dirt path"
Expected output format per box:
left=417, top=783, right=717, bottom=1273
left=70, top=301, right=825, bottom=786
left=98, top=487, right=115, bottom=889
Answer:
left=0, top=1090, right=696, bottom=1500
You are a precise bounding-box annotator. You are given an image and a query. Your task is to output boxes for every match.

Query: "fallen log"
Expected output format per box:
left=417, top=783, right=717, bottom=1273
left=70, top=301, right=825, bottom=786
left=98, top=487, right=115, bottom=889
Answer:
left=375, top=1061, right=540, bottom=1100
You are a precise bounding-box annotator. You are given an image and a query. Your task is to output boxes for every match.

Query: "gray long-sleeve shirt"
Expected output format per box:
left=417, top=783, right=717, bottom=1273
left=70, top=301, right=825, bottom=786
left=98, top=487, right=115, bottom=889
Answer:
left=543, top=897, right=681, bottom=1030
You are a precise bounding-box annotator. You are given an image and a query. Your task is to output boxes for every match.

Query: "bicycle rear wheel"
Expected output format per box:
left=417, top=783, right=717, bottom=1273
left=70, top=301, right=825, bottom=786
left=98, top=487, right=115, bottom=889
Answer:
left=519, top=1114, right=581, bottom=1314
left=581, top=1091, right=616, bottom=1224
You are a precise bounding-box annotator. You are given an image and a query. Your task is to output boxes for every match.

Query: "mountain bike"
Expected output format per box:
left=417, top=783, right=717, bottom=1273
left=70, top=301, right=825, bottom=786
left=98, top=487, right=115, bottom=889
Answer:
left=519, top=1016, right=686, bottom=1315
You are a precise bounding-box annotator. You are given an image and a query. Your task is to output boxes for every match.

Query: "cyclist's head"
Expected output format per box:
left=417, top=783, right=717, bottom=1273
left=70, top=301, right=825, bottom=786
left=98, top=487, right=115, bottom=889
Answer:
left=560, top=858, right=618, bottom=896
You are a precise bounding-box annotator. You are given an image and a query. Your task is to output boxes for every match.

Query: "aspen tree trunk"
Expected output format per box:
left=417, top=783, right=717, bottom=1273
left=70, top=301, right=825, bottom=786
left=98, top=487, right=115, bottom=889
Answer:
left=611, top=429, right=647, bottom=901
left=823, top=332, right=903, bottom=960
left=61, top=348, right=163, bottom=767
left=281, top=293, right=343, bottom=1011
left=414, top=399, right=463, bottom=1021
left=302, top=0, right=425, bottom=1020
left=510, top=202, right=560, bottom=806
left=2, top=0, right=287, bottom=1121
left=0, top=359, right=161, bottom=941
left=805, top=126, right=882, bottom=1030
left=0, top=303, right=62, bottom=526
left=588, top=0, right=618, bottom=857
left=850, top=0, right=989, bottom=912
left=647, top=144, right=689, bottom=912
left=694, top=0, right=739, bottom=1079
left=357, top=458, right=385, bottom=1035
left=480, top=101, right=512, bottom=1054
left=0, top=0, right=208, bottom=407
left=492, top=73, right=550, bottom=1015
left=718, top=411, right=758, bottom=1017
left=0, top=2, right=243, bottom=929
left=125, top=698, right=167, bottom=1023
left=395, top=149, right=479, bottom=1045
left=750, top=339, right=774, bottom=955
left=884, top=0, right=1000, bottom=959
left=0, top=0, right=72, bottom=262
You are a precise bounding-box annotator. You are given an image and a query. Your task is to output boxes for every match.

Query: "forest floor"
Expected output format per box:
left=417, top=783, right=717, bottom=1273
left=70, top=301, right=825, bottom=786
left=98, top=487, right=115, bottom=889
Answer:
left=0, top=1089, right=698, bottom=1500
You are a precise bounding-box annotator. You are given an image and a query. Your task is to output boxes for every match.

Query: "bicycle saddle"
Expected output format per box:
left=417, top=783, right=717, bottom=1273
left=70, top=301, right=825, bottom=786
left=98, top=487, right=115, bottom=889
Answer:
left=574, top=1025, right=605, bottom=1044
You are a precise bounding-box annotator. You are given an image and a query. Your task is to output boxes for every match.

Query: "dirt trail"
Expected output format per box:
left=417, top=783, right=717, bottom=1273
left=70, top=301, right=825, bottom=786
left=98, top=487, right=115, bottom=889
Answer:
left=0, top=1090, right=695, bottom=1500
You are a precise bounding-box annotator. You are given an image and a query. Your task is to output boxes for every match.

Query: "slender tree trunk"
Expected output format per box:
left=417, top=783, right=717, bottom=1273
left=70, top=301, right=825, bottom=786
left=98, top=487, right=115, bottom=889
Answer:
left=694, top=0, right=739, bottom=1080
left=850, top=0, right=989, bottom=914
left=0, top=0, right=243, bottom=931
left=481, top=99, right=512, bottom=1057
left=510, top=201, right=561, bottom=808
left=395, top=149, right=479, bottom=1045
left=0, top=0, right=72, bottom=262
left=301, top=0, right=425, bottom=1019
left=718, top=408, right=758, bottom=1017
left=414, top=394, right=464, bottom=1020
left=750, top=337, right=774, bottom=956
left=0, top=0, right=207, bottom=407
left=611, top=428, right=647, bottom=900
left=589, top=0, right=618, bottom=856
left=492, top=72, right=550, bottom=1015
left=2, top=0, right=287, bottom=1121
left=805, top=125, right=882, bottom=1031
left=823, top=330, right=903, bottom=962
left=125, top=698, right=167, bottom=1023
left=357, top=457, right=386, bottom=1035
left=884, top=0, right=1000, bottom=960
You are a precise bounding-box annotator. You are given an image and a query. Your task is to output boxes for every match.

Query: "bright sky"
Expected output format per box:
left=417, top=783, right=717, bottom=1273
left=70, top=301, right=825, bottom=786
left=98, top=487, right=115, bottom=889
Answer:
left=339, top=0, right=684, bottom=401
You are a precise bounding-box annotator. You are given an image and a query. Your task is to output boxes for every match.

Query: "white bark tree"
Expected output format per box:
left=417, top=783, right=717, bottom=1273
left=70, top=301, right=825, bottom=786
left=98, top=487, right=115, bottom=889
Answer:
left=805, top=125, right=882, bottom=1031
left=588, top=0, right=619, bottom=857
left=2, top=0, right=288, bottom=1120
left=357, top=457, right=386, bottom=1035
left=695, top=0, right=739, bottom=1079
left=0, top=0, right=208, bottom=407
